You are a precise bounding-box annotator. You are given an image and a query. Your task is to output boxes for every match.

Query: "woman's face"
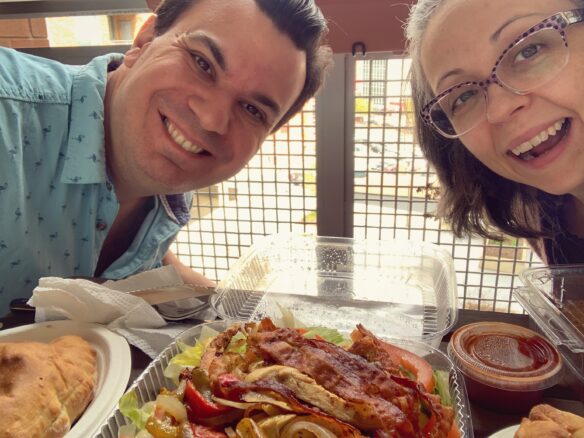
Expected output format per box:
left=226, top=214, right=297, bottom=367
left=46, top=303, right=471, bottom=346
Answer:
left=421, top=0, right=584, bottom=198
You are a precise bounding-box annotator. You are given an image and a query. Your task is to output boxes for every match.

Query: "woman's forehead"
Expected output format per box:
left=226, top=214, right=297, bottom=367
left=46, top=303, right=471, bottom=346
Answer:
left=420, top=0, right=573, bottom=91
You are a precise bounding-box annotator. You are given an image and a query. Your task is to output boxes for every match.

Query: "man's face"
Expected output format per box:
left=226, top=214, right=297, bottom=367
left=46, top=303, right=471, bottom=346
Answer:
left=106, top=0, right=306, bottom=200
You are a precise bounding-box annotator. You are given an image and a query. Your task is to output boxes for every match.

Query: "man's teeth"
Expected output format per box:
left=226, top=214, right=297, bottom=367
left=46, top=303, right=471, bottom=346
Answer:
left=165, top=119, right=205, bottom=154
left=511, top=119, right=565, bottom=156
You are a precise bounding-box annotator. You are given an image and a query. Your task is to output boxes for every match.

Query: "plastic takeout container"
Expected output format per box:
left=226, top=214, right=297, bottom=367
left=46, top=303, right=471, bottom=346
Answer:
left=515, top=265, right=584, bottom=384
left=211, top=233, right=459, bottom=347
left=448, top=322, right=562, bottom=413
left=94, top=320, right=474, bottom=438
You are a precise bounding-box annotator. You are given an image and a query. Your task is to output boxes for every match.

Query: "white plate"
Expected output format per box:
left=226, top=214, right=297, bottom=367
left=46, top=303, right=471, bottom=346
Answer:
left=0, top=320, right=131, bottom=437
left=489, top=424, right=519, bottom=438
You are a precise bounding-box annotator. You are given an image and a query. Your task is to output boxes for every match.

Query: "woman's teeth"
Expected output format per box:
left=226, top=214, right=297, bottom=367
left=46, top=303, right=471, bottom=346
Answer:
left=165, top=119, right=205, bottom=154
left=511, top=119, right=566, bottom=157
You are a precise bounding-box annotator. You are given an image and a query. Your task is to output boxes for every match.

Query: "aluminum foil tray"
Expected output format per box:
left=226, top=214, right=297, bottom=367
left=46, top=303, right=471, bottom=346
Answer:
left=93, top=320, right=474, bottom=438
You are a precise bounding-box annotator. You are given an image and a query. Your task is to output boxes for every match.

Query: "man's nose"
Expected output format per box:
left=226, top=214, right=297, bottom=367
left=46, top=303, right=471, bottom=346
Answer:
left=485, top=83, right=530, bottom=125
left=188, top=93, right=230, bottom=136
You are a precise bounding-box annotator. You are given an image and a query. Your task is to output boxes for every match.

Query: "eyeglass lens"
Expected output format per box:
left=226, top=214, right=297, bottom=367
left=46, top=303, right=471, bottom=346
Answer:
left=431, top=27, right=568, bottom=137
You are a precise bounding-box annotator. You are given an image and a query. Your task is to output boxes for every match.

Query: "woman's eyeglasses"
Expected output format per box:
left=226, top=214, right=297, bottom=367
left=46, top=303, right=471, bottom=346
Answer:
left=421, top=9, right=584, bottom=139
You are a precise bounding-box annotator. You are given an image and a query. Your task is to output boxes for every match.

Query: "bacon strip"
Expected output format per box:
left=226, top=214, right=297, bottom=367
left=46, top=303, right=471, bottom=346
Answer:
left=247, top=328, right=419, bottom=436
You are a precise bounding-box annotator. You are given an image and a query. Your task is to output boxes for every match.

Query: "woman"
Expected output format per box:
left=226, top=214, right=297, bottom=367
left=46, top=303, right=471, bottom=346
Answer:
left=405, top=0, right=584, bottom=264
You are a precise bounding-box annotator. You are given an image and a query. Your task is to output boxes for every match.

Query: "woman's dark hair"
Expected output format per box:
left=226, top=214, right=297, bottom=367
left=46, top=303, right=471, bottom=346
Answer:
left=405, top=0, right=570, bottom=240
left=153, top=0, right=332, bottom=132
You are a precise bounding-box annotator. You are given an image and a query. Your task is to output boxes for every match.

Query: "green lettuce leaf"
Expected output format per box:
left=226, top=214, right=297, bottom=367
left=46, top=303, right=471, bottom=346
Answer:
left=303, top=326, right=349, bottom=346
left=163, top=325, right=220, bottom=383
left=118, top=391, right=154, bottom=430
left=432, top=369, right=452, bottom=406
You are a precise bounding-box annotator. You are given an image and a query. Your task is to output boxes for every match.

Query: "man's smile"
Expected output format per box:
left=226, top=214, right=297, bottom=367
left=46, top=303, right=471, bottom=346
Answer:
left=164, top=118, right=208, bottom=155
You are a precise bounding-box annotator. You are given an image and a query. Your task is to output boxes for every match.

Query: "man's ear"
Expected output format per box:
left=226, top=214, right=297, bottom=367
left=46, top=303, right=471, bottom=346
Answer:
left=124, top=15, right=156, bottom=68
left=133, top=14, right=156, bottom=49
left=146, top=0, right=162, bottom=12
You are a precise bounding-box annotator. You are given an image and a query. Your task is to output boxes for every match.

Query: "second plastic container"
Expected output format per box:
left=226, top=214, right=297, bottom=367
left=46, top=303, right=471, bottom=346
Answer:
left=448, top=321, right=563, bottom=413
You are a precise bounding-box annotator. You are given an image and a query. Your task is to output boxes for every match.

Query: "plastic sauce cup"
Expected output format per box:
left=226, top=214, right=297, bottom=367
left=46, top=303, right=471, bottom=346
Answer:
left=448, top=322, right=562, bottom=413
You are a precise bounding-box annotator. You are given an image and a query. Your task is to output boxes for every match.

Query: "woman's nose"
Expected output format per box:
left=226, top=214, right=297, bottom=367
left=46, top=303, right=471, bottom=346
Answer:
left=485, top=83, right=530, bottom=124
left=188, top=93, right=230, bottom=136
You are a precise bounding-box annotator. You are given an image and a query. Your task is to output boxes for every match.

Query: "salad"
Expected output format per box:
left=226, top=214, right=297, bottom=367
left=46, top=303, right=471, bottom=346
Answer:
left=119, top=318, right=459, bottom=438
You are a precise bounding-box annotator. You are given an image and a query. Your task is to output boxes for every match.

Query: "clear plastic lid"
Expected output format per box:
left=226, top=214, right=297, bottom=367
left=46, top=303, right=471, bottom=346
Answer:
left=519, top=265, right=584, bottom=351
left=211, top=233, right=458, bottom=348
left=448, top=322, right=562, bottom=391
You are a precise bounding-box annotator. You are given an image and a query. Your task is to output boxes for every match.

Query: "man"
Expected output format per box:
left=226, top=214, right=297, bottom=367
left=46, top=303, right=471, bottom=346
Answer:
left=0, top=0, right=331, bottom=315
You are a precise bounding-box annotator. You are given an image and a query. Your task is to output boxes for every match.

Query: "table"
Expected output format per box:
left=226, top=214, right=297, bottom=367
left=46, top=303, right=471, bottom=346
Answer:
left=2, top=309, right=583, bottom=437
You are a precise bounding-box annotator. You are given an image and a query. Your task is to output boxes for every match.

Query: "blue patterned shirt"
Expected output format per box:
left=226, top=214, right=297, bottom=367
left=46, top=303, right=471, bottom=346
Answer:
left=0, top=47, right=192, bottom=315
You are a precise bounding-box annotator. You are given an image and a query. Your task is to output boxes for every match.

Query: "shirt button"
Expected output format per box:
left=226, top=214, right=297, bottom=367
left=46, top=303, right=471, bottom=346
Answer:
left=96, top=221, right=108, bottom=231
left=105, top=182, right=113, bottom=191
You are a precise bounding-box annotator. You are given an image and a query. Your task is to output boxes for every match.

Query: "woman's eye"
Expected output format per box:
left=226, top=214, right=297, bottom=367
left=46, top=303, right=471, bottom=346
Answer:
left=451, top=89, right=477, bottom=113
left=193, top=54, right=212, bottom=75
left=242, top=103, right=265, bottom=122
left=514, top=43, right=542, bottom=62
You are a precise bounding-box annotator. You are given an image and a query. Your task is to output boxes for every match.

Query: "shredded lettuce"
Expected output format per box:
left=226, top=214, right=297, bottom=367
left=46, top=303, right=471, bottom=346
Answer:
left=432, top=369, right=452, bottom=406
left=226, top=331, right=247, bottom=354
left=118, top=391, right=155, bottom=430
left=303, top=326, right=349, bottom=346
left=275, top=303, right=307, bottom=328
left=163, top=325, right=221, bottom=383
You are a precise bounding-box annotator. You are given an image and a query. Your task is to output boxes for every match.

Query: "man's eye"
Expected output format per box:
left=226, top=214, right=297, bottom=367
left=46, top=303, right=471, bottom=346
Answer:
left=242, top=103, right=265, bottom=122
left=193, top=54, right=212, bottom=75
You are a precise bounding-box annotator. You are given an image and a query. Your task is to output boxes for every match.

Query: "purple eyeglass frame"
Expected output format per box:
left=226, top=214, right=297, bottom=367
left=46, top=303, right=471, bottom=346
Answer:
left=421, top=8, right=584, bottom=138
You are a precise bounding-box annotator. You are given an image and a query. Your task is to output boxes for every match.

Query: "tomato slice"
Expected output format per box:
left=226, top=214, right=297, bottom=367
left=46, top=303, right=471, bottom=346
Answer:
left=377, top=340, right=435, bottom=392
left=447, top=422, right=461, bottom=438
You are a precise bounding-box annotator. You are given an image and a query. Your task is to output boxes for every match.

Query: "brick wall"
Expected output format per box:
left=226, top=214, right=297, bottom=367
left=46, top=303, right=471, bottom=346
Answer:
left=0, top=19, right=49, bottom=48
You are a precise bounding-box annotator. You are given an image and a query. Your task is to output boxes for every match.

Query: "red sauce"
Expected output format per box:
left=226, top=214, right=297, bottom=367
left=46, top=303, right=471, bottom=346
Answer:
left=449, top=322, right=563, bottom=413
left=462, top=333, right=559, bottom=373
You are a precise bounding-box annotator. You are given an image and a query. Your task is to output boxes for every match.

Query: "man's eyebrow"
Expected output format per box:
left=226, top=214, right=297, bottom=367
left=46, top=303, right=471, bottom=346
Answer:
left=252, top=93, right=281, bottom=117
left=186, top=31, right=226, bottom=71
left=185, top=31, right=280, bottom=117
left=490, top=12, right=542, bottom=42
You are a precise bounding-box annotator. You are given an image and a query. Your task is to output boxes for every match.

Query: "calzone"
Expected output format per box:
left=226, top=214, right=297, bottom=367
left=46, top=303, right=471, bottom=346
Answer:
left=0, top=335, right=97, bottom=437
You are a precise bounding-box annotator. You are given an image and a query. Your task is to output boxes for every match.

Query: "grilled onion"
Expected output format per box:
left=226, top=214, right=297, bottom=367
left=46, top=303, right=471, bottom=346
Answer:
left=280, top=418, right=337, bottom=438
left=235, top=418, right=264, bottom=437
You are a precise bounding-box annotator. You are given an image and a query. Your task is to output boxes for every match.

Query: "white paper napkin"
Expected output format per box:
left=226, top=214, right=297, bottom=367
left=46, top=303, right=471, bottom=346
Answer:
left=28, top=266, right=217, bottom=358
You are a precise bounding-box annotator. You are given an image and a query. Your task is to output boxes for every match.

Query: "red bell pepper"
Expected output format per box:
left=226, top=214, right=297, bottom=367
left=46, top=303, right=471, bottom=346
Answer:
left=184, top=380, right=233, bottom=419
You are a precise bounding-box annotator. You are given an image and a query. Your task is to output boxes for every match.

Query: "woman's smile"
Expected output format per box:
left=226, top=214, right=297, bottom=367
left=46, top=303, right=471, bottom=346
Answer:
left=509, top=118, right=570, bottom=161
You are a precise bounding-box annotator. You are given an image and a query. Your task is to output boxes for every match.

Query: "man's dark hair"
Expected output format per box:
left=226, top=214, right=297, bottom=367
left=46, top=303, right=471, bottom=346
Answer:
left=154, top=0, right=332, bottom=131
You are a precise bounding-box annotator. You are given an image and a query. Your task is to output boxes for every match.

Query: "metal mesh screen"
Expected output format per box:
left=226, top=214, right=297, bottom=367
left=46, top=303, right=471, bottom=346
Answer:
left=171, top=102, right=318, bottom=282
left=352, top=55, right=543, bottom=313
left=171, top=54, right=541, bottom=313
